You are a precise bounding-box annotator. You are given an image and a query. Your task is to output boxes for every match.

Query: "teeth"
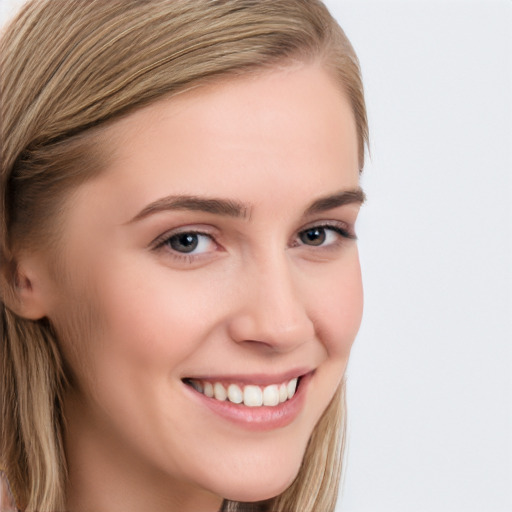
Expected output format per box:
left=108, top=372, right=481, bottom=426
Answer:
left=203, top=382, right=214, bottom=398
left=262, top=384, right=279, bottom=406
left=187, top=377, right=301, bottom=407
left=227, top=384, right=243, bottom=404
left=190, top=380, right=203, bottom=393
left=214, top=382, right=227, bottom=401
left=279, top=383, right=288, bottom=403
left=287, top=378, right=297, bottom=399
left=244, top=385, right=263, bottom=407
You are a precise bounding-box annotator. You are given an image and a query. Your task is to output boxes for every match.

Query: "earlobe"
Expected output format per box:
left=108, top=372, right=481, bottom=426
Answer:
left=3, top=262, right=50, bottom=320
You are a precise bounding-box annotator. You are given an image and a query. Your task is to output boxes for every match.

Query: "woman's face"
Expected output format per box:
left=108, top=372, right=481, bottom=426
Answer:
left=38, top=64, right=363, bottom=510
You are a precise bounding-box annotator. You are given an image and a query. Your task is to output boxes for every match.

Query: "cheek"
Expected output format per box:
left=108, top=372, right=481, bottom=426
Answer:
left=88, top=249, right=364, bottom=372
left=73, top=261, right=225, bottom=375
left=312, top=251, right=363, bottom=357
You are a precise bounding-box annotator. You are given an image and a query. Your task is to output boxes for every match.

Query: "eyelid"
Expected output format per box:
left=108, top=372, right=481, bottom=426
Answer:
left=149, top=226, right=218, bottom=251
left=148, top=219, right=356, bottom=263
left=298, top=220, right=357, bottom=240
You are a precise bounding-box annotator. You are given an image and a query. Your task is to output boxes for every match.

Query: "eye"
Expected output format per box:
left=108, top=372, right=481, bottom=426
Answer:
left=160, top=231, right=216, bottom=255
left=299, top=227, right=329, bottom=246
left=297, top=224, right=355, bottom=247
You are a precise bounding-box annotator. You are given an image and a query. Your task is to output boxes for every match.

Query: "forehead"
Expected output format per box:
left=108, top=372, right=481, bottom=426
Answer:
left=77, top=64, right=359, bottom=222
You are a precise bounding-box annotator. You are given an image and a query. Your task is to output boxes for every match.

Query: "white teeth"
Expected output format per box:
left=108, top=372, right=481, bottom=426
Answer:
left=188, top=377, right=301, bottom=407
left=214, top=382, right=227, bottom=401
left=287, top=378, right=297, bottom=399
left=227, top=384, right=243, bottom=404
left=203, top=382, right=214, bottom=398
left=243, top=385, right=263, bottom=407
left=262, top=384, right=280, bottom=406
left=279, top=383, right=288, bottom=403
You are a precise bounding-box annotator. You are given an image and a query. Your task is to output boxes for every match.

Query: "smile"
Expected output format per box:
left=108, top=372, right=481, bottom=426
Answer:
left=184, top=377, right=299, bottom=407
left=182, top=371, right=312, bottom=430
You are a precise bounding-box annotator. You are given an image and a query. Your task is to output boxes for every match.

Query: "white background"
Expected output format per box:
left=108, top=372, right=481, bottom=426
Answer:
left=322, top=1, right=512, bottom=511
left=1, top=1, right=511, bottom=511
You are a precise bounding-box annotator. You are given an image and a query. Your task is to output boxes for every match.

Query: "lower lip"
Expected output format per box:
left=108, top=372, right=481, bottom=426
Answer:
left=183, top=372, right=312, bottom=431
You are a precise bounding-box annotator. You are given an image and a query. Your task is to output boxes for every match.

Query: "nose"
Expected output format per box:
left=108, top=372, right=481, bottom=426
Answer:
left=226, top=254, right=315, bottom=353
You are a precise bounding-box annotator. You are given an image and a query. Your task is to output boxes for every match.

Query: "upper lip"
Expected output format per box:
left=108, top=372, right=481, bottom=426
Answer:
left=182, top=367, right=314, bottom=386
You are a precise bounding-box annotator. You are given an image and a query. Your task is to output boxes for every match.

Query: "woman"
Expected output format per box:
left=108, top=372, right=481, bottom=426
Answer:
left=0, top=1, right=368, bottom=511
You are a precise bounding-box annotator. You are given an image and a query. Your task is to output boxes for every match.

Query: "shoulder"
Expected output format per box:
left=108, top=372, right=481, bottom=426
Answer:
left=0, top=470, right=19, bottom=512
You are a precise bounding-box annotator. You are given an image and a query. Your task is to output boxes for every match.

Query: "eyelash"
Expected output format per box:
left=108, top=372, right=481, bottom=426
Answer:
left=295, top=223, right=357, bottom=247
left=151, top=229, right=216, bottom=263
left=151, top=222, right=356, bottom=262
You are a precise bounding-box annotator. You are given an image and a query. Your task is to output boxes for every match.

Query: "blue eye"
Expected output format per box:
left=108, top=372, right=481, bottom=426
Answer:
left=165, top=232, right=215, bottom=254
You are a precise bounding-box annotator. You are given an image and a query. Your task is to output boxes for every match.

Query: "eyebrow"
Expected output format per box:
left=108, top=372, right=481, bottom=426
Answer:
left=129, top=195, right=249, bottom=222
left=128, top=187, right=366, bottom=223
left=303, top=187, right=366, bottom=216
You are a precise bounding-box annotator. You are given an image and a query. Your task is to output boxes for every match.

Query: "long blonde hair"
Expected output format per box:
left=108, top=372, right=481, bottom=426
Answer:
left=0, top=1, right=367, bottom=510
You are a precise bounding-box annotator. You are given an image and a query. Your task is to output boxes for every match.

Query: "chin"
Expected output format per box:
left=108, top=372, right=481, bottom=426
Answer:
left=209, top=455, right=302, bottom=503
left=221, top=480, right=295, bottom=504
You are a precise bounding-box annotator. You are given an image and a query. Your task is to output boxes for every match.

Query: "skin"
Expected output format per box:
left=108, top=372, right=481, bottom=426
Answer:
left=20, top=63, right=363, bottom=512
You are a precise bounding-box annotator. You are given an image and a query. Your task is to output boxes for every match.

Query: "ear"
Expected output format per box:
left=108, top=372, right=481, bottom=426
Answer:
left=3, top=258, right=51, bottom=320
